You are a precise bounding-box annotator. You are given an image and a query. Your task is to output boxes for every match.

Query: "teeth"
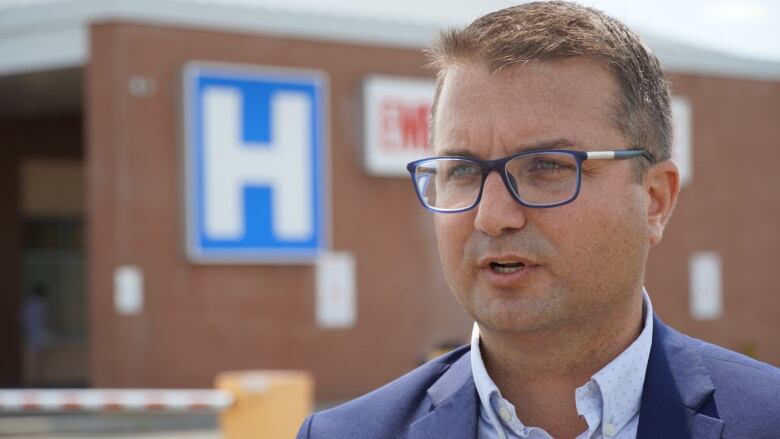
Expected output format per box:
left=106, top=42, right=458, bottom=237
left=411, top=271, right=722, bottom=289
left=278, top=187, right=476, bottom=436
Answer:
left=493, top=265, right=521, bottom=274
left=490, top=262, right=525, bottom=274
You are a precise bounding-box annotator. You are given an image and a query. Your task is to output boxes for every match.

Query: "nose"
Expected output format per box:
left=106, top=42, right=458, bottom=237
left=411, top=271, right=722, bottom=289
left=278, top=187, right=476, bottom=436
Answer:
left=473, top=171, right=528, bottom=236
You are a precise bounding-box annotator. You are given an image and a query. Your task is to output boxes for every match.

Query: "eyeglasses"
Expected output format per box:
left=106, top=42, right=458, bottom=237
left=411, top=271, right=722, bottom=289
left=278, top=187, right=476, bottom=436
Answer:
left=406, top=149, right=653, bottom=213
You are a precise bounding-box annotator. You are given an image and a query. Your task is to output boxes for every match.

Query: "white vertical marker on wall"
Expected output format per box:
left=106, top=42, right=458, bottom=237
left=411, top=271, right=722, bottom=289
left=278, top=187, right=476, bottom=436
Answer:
left=671, top=96, right=693, bottom=186
left=689, top=252, right=722, bottom=320
left=114, top=265, right=144, bottom=316
left=316, top=252, right=356, bottom=328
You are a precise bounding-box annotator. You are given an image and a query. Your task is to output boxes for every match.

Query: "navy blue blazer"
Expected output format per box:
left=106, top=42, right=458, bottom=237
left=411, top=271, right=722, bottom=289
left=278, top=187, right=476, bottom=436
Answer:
left=297, top=317, right=780, bottom=438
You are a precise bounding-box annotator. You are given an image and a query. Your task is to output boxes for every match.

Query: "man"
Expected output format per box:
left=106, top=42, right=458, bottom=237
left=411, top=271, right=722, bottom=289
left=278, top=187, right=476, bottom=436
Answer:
left=297, top=2, right=780, bottom=438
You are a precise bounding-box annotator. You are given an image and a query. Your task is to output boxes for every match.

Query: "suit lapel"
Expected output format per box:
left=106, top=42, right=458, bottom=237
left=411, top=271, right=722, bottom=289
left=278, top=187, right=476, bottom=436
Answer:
left=408, top=353, right=478, bottom=439
left=637, top=316, right=724, bottom=439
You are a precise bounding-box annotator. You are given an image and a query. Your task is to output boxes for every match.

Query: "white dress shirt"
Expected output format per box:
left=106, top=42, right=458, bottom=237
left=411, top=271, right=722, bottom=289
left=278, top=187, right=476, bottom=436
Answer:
left=471, top=291, right=654, bottom=439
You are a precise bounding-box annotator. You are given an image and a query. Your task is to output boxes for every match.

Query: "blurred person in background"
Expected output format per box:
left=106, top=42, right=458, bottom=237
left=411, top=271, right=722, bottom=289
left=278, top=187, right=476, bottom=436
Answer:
left=20, top=283, right=52, bottom=387
left=298, top=2, right=780, bottom=438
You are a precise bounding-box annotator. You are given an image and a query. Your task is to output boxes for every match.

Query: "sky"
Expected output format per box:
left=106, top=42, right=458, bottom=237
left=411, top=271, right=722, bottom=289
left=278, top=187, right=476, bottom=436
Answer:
left=578, top=0, right=780, bottom=62
left=323, top=0, right=780, bottom=64
left=2, top=0, right=777, bottom=64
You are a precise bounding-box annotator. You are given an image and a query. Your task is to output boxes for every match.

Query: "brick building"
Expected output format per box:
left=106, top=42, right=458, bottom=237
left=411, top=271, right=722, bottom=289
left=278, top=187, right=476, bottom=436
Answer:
left=1, top=0, right=778, bottom=401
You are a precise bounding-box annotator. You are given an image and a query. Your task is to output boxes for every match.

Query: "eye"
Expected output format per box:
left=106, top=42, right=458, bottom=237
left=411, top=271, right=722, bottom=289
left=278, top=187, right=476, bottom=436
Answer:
left=533, top=159, right=561, bottom=170
left=447, top=163, right=480, bottom=178
left=529, top=158, right=573, bottom=172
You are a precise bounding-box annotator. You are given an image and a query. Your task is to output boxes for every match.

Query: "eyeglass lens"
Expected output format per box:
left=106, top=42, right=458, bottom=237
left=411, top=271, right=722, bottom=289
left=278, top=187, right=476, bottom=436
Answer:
left=413, top=151, right=579, bottom=210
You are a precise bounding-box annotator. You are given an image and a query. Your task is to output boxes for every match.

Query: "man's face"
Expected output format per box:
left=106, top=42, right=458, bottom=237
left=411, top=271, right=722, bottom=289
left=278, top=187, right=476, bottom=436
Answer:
left=432, top=58, right=652, bottom=334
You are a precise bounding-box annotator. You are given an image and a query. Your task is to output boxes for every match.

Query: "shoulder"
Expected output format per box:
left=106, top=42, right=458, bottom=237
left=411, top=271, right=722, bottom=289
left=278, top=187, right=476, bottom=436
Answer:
left=662, top=322, right=780, bottom=391
left=656, top=320, right=780, bottom=433
left=696, top=337, right=780, bottom=382
left=696, top=336, right=780, bottom=415
left=296, top=346, right=470, bottom=439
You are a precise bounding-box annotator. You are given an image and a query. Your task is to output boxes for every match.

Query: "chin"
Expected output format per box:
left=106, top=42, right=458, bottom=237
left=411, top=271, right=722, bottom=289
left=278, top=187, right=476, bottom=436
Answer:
left=472, top=296, right=565, bottom=334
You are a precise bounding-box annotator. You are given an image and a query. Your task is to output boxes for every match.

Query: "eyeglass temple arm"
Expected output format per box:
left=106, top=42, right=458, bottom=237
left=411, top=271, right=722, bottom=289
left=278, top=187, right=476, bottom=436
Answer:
left=586, top=150, right=655, bottom=161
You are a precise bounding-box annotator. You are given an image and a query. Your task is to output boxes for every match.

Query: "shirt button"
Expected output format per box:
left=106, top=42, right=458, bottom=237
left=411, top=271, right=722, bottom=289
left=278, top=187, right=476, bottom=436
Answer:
left=499, top=405, right=512, bottom=422
left=604, top=423, right=617, bottom=436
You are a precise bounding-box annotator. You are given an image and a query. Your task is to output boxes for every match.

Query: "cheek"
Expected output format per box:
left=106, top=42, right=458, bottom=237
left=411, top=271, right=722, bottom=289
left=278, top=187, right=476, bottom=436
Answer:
left=434, top=214, right=472, bottom=273
left=550, top=190, right=647, bottom=281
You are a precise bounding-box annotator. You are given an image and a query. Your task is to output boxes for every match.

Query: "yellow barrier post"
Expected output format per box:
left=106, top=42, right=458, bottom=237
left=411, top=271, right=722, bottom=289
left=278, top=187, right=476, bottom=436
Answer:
left=217, top=370, right=313, bottom=439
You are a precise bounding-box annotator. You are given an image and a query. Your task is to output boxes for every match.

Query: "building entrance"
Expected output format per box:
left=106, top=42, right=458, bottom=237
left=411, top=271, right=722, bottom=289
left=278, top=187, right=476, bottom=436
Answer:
left=21, top=216, right=87, bottom=387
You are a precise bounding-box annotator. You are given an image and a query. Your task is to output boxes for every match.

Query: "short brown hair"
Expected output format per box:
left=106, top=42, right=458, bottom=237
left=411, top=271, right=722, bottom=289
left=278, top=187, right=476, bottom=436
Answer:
left=427, top=1, right=671, bottom=175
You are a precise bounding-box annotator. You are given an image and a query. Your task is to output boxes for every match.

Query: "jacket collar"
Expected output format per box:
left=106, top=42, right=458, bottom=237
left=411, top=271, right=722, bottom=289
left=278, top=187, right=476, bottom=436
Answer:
left=637, top=316, right=724, bottom=438
left=408, top=351, right=478, bottom=439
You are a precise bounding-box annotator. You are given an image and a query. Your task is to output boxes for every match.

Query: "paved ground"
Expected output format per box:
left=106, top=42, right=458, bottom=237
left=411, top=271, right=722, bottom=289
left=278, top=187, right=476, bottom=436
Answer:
left=1, top=431, right=219, bottom=439
left=0, top=414, right=220, bottom=438
left=0, top=400, right=337, bottom=437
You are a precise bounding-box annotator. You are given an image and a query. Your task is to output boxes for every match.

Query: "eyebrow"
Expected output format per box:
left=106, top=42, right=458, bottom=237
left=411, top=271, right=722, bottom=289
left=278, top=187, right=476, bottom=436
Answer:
left=437, top=138, right=584, bottom=157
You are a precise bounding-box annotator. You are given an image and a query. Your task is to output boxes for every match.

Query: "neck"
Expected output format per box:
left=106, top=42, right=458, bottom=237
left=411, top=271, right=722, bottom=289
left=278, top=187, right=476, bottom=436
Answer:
left=478, top=290, right=644, bottom=436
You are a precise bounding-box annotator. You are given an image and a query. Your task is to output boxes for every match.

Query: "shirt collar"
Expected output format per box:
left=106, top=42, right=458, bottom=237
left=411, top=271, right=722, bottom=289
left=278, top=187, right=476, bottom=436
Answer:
left=470, top=321, right=506, bottom=434
left=470, top=289, right=654, bottom=437
left=588, top=290, right=653, bottom=435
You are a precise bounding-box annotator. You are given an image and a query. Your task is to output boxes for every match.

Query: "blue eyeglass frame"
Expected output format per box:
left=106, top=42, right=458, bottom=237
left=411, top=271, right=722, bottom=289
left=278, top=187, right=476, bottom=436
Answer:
left=406, top=148, right=654, bottom=213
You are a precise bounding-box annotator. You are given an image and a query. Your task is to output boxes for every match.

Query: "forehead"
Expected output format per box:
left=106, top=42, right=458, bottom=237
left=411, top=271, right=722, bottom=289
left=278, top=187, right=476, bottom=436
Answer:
left=432, top=58, right=625, bottom=155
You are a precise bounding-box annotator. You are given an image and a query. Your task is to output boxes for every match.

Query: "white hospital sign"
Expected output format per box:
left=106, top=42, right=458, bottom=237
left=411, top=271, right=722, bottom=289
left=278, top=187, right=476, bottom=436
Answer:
left=182, top=62, right=328, bottom=263
left=363, top=75, right=435, bottom=176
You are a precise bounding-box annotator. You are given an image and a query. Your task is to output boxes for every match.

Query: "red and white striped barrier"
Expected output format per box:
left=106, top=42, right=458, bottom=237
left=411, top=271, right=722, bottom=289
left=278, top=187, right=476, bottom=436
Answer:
left=0, top=372, right=311, bottom=438
left=0, top=389, right=234, bottom=413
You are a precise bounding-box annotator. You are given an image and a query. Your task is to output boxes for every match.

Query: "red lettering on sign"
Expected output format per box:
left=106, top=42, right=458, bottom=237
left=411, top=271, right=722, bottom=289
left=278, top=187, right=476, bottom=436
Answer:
left=379, top=99, right=431, bottom=152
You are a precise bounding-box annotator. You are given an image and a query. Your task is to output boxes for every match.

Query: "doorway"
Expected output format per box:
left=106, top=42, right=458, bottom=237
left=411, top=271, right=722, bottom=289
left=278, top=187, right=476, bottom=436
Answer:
left=21, top=215, right=87, bottom=387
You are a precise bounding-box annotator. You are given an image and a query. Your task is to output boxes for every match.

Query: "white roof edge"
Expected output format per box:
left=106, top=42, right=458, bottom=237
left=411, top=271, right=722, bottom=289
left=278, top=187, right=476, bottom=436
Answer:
left=1, top=0, right=779, bottom=81
left=638, top=31, right=780, bottom=81
left=0, top=25, right=86, bottom=76
left=661, top=49, right=780, bottom=81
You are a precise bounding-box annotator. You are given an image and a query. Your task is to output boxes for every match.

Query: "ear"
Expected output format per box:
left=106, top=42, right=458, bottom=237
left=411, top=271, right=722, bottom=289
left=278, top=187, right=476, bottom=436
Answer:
left=644, top=160, right=680, bottom=246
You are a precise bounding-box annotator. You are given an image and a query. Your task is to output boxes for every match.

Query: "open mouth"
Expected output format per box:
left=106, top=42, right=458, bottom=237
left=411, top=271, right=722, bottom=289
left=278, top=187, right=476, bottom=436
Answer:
left=489, top=261, right=526, bottom=274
